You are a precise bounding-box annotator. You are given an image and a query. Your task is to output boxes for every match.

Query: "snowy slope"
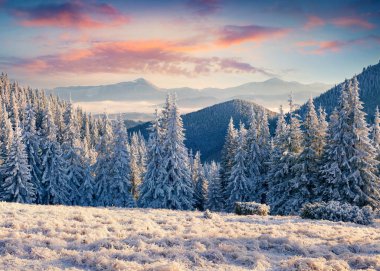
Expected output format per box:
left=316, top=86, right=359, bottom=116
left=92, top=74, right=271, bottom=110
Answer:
left=0, top=202, right=379, bottom=271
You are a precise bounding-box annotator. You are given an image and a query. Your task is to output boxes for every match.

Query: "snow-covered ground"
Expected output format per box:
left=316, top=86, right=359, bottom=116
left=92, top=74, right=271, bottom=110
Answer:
left=0, top=202, right=379, bottom=271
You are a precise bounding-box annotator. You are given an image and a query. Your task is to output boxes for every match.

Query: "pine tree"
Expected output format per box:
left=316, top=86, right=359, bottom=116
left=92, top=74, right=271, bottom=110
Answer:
left=130, top=132, right=143, bottom=199
left=0, top=124, right=35, bottom=203
left=225, top=123, right=250, bottom=212
left=161, top=93, right=194, bottom=210
left=40, top=105, right=71, bottom=205
left=281, top=97, right=319, bottom=214
left=22, top=105, right=43, bottom=203
left=62, top=102, right=86, bottom=205
left=267, top=95, right=304, bottom=215
left=372, top=106, right=380, bottom=171
left=138, top=110, right=166, bottom=208
left=319, top=78, right=380, bottom=209
left=220, top=118, right=238, bottom=198
left=245, top=109, right=262, bottom=202
left=205, top=161, right=224, bottom=211
left=93, top=114, right=114, bottom=207
left=110, top=116, right=135, bottom=207
left=316, top=106, right=328, bottom=157
left=193, top=151, right=208, bottom=211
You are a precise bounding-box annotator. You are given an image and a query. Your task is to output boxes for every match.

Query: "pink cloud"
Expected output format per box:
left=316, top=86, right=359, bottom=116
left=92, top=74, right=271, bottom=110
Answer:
left=331, top=17, right=375, bottom=29
left=10, top=1, right=129, bottom=28
left=217, top=25, right=289, bottom=46
left=7, top=40, right=272, bottom=77
left=295, top=36, right=380, bottom=54
left=304, top=16, right=325, bottom=29
left=304, top=15, right=375, bottom=30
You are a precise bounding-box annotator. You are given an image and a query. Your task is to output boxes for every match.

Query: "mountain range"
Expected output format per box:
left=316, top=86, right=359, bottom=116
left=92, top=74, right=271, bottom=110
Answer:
left=47, top=78, right=332, bottom=117
left=130, top=60, right=380, bottom=162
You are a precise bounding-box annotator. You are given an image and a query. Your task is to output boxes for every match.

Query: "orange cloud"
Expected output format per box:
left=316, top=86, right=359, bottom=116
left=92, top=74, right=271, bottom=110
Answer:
left=304, top=15, right=375, bottom=30
left=331, top=17, right=375, bottom=29
left=217, top=25, right=289, bottom=46
left=304, top=16, right=325, bottom=29
left=6, top=40, right=273, bottom=77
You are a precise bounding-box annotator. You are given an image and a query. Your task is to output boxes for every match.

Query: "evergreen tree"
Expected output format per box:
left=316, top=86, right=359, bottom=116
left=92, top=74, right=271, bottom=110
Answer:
left=0, top=124, right=35, bottom=203
left=205, top=161, right=224, bottom=211
left=267, top=95, right=304, bottom=215
left=130, top=132, right=143, bottom=199
left=193, top=151, right=208, bottom=211
left=62, top=103, right=86, bottom=205
left=161, top=93, right=194, bottom=210
left=316, top=106, right=328, bottom=157
left=93, top=114, right=114, bottom=206
left=319, top=78, right=380, bottom=209
left=245, top=109, right=262, bottom=202
left=110, top=116, right=135, bottom=207
left=138, top=110, right=166, bottom=208
left=372, top=106, right=380, bottom=170
left=40, top=105, right=70, bottom=205
left=220, top=118, right=238, bottom=198
left=225, top=123, right=250, bottom=212
left=22, top=105, right=43, bottom=203
left=281, top=97, right=319, bottom=214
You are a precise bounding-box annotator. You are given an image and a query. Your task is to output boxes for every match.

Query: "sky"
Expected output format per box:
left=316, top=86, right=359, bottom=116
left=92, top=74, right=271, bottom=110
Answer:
left=0, top=0, right=379, bottom=89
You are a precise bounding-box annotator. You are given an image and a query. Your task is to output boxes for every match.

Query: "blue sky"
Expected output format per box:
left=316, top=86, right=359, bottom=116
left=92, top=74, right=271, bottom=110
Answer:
left=0, top=0, right=379, bottom=89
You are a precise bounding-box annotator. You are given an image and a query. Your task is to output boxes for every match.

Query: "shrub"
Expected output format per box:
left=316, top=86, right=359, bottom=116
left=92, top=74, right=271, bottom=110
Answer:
left=235, top=202, right=270, bottom=216
left=203, top=209, right=214, bottom=219
left=300, top=201, right=374, bottom=225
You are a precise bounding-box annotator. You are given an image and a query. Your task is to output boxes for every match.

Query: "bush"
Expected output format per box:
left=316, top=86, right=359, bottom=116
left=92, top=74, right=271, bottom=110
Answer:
left=203, top=209, right=214, bottom=219
left=235, top=202, right=270, bottom=216
left=300, top=201, right=374, bottom=225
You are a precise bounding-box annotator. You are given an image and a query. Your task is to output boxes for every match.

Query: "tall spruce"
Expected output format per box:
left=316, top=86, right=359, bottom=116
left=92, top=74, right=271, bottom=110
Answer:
left=161, top=93, right=194, bottom=210
left=320, top=78, right=380, bottom=209
left=110, top=116, right=135, bottom=207
left=220, top=118, right=238, bottom=198
left=268, top=95, right=304, bottom=215
left=22, top=105, right=43, bottom=203
left=205, top=161, right=224, bottom=211
left=0, top=124, right=35, bottom=203
left=93, top=114, right=114, bottom=206
left=225, top=123, right=250, bottom=212
left=138, top=110, right=166, bottom=208
left=193, top=151, right=208, bottom=211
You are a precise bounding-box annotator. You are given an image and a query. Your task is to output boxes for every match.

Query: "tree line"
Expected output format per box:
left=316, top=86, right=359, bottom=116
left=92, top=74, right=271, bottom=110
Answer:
left=0, top=73, right=379, bottom=215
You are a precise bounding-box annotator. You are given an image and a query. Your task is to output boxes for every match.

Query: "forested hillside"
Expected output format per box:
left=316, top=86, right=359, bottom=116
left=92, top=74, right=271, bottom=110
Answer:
left=129, top=99, right=278, bottom=162
left=298, top=60, right=380, bottom=121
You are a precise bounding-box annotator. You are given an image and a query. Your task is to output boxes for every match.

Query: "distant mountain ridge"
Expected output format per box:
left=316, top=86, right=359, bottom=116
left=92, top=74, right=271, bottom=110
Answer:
left=129, top=99, right=278, bottom=162
left=47, top=77, right=332, bottom=114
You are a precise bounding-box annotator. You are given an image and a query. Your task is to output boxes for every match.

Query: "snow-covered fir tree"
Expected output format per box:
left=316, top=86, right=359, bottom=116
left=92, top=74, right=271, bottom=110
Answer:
left=316, top=106, right=328, bottom=157
left=22, top=105, right=43, bottom=203
left=160, top=93, right=194, bottom=210
left=205, top=161, right=224, bottom=211
left=110, top=116, right=135, bottom=207
left=62, top=102, right=87, bottom=205
left=138, top=110, right=166, bottom=208
left=130, top=132, right=143, bottom=199
left=0, top=124, right=35, bottom=203
left=245, top=109, right=263, bottom=202
left=372, top=106, right=380, bottom=170
left=267, top=95, right=304, bottom=215
left=193, top=151, right=208, bottom=211
left=225, top=122, right=250, bottom=212
left=40, top=105, right=71, bottom=205
left=280, top=97, right=319, bottom=214
left=93, top=114, right=114, bottom=207
left=319, top=78, right=380, bottom=209
left=220, top=118, right=238, bottom=198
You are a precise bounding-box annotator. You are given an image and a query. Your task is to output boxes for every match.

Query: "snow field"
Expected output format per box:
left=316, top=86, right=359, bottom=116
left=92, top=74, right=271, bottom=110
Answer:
left=0, top=202, right=379, bottom=271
